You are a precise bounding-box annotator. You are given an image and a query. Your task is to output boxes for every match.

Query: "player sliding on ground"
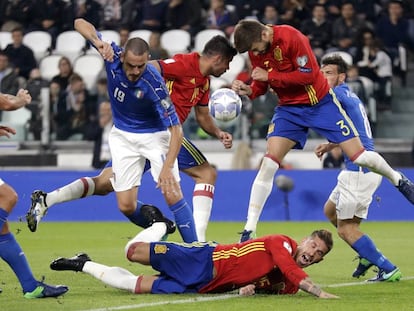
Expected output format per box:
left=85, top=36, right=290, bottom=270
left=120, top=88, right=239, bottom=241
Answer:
left=50, top=218, right=338, bottom=298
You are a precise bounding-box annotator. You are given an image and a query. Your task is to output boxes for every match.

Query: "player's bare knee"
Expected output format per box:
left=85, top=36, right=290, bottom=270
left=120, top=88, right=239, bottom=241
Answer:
left=0, top=184, right=18, bottom=211
left=125, top=241, right=141, bottom=261
left=92, top=177, right=113, bottom=195
left=186, top=164, right=217, bottom=184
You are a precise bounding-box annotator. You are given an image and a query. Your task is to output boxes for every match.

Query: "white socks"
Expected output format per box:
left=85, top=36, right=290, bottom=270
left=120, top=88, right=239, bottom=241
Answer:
left=192, top=183, right=214, bottom=242
left=83, top=262, right=138, bottom=293
left=124, top=222, right=166, bottom=257
left=245, top=157, right=279, bottom=232
left=353, top=150, right=401, bottom=185
left=46, top=177, right=95, bottom=207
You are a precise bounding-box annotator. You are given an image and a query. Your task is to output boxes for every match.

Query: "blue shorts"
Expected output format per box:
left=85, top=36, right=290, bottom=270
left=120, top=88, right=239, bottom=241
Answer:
left=268, top=90, right=359, bottom=149
left=149, top=241, right=216, bottom=293
left=105, top=137, right=207, bottom=171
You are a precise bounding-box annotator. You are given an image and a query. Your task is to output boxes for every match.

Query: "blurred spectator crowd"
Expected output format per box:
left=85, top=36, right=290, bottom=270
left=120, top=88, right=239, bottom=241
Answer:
left=0, top=0, right=414, bottom=146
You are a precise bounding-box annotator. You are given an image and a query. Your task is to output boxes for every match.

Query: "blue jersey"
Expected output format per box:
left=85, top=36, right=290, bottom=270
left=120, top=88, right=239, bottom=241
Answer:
left=334, top=83, right=374, bottom=171
left=95, top=32, right=180, bottom=133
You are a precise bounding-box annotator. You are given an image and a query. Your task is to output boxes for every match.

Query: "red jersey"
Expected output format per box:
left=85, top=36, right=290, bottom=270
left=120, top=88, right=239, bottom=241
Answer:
left=158, top=53, right=210, bottom=123
left=199, top=235, right=308, bottom=294
left=249, top=25, right=330, bottom=106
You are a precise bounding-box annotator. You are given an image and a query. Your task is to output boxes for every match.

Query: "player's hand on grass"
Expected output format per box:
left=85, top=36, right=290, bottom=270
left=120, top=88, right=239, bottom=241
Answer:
left=239, top=284, right=255, bottom=296
left=319, top=291, right=339, bottom=299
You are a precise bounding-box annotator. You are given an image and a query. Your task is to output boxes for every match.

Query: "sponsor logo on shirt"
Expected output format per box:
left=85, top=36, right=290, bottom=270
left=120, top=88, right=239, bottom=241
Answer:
left=161, top=98, right=172, bottom=109
left=283, top=241, right=292, bottom=254
left=296, top=55, right=308, bottom=67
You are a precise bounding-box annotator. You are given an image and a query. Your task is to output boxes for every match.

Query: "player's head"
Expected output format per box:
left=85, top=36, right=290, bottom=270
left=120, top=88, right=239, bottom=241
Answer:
left=122, top=37, right=150, bottom=82
left=320, top=55, right=348, bottom=88
left=202, top=35, right=237, bottom=77
left=233, top=19, right=271, bottom=55
left=295, top=229, right=333, bottom=268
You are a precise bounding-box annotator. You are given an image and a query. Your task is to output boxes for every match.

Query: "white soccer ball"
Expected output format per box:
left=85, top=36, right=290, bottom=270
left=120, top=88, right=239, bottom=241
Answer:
left=208, top=88, right=242, bottom=122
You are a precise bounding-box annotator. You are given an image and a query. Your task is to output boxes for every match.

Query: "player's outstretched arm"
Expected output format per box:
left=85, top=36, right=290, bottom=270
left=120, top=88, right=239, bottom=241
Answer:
left=194, top=106, right=233, bottom=149
left=74, top=18, right=114, bottom=62
left=299, top=278, right=339, bottom=299
left=0, top=89, right=31, bottom=111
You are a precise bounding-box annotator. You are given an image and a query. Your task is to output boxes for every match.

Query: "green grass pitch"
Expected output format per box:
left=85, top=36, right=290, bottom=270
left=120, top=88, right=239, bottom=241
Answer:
left=1, top=221, right=413, bottom=311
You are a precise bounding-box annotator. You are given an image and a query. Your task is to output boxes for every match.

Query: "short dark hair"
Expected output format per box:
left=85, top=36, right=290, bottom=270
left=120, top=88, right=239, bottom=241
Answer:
left=125, top=37, right=149, bottom=55
left=321, top=55, right=348, bottom=74
left=203, top=35, right=237, bottom=60
left=311, top=229, right=333, bottom=254
left=233, top=19, right=266, bottom=53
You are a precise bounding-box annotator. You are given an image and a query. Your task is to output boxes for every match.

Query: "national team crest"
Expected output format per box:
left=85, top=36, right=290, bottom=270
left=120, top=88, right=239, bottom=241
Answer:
left=135, top=89, right=144, bottom=98
left=296, top=55, right=308, bottom=67
left=154, top=244, right=168, bottom=254
left=273, top=47, right=282, bottom=61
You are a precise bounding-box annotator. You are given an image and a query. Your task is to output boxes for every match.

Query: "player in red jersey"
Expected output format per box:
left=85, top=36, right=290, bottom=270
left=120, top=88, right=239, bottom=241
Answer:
left=27, top=35, right=237, bottom=242
left=230, top=19, right=414, bottom=242
left=50, top=222, right=338, bottom=298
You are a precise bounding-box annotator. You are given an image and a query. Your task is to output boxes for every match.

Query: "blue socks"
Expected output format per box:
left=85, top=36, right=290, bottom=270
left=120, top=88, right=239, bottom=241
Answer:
left=352, top=235, right=396, bottom=273
left=0, top=208, right=8, bottom=232
left=169, top=198, right=197, bottom=243
left=0, top=233, right=38, bottom=293
left=124, top=201, right=148, bottom=228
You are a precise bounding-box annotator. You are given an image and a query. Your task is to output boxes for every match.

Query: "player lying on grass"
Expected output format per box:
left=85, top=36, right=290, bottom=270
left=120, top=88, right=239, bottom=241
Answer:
left=50, top=212, right=338, bottom=298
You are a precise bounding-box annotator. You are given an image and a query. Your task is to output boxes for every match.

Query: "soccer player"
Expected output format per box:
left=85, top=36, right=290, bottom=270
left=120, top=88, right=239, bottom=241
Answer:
left=71, top=18, right=197, bottom=243
left=27, top=34, right=237, bottom=242
left=0, top=90, right=68, bottom=298
left=230, top=19, right=414, bottom=242
left=315, top=55, right=401, bottom=282
left=50, top=223, right=338, bottom=298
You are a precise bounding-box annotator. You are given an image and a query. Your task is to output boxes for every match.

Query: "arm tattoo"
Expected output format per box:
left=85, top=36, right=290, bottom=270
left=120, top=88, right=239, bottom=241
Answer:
left=299, top=278, right=322, bottom=297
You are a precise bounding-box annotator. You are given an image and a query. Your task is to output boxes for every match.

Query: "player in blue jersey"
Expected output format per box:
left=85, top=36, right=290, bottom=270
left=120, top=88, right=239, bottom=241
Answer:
left=315, top=55, right=401, bottom=282
left=0, top=90, right=68, bottom=298
left=27, top=30, right=236, bottom=243
left=67, top=18, right=197, bottom=243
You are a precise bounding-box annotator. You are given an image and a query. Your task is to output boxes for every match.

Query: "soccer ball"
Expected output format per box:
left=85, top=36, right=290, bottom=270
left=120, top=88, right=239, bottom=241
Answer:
left=208, top=88, right=242, bottom=122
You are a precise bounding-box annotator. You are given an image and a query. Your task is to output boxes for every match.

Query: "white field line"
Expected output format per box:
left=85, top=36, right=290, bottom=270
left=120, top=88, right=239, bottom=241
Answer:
left=82, top=276, right=414, bottom=311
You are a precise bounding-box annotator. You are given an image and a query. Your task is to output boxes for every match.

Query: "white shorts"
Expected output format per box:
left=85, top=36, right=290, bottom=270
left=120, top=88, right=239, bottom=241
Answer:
left=0, top=178, right=4, bottom=186
left=329, top=170, right=382, bottom=220
left=108, top=126, right=180, bottom=192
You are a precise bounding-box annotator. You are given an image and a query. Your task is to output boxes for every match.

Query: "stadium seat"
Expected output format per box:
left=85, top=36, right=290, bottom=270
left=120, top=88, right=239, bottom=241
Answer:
left=1, top=107, right=32, bottom=141
left=55, top=31, right=86, bottom=63
left=73, top=54, right=104, bottom=93
left=193, top=29, right=226, bottom=52
left=220, top=53, right=246, bottom=84
left=0, top=31, right=12, bottom=49
left=39, top=54, right=63, bottom=81
left=160, top=29, right=191, bottom=56
left=100, top=30, right=120, bottom=45
left=129, top=29, right=152, bottom=43
left=322, top=51, right=353, bottom=66
left=23, top=31, right=52, bottom=62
